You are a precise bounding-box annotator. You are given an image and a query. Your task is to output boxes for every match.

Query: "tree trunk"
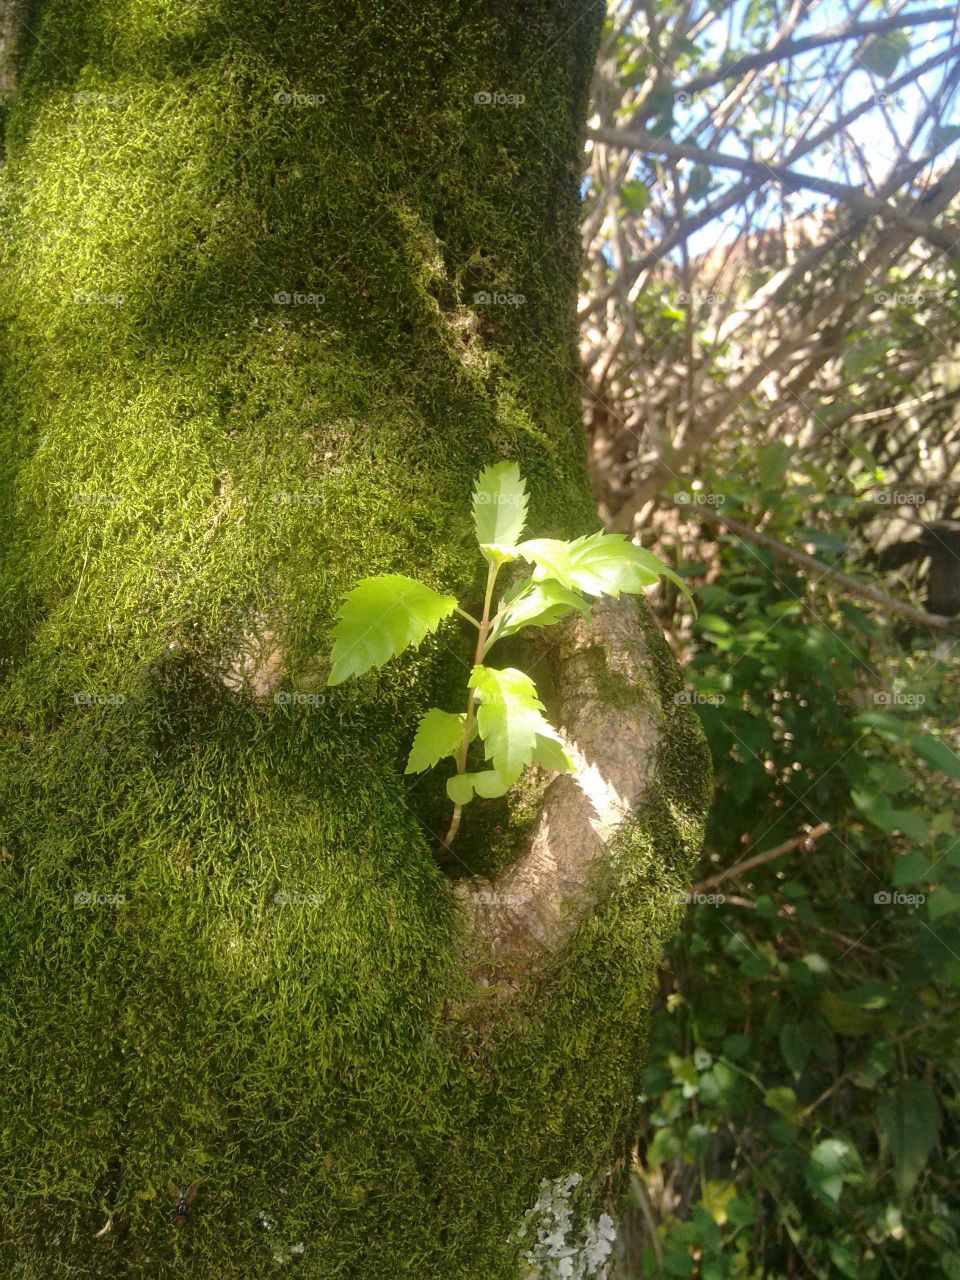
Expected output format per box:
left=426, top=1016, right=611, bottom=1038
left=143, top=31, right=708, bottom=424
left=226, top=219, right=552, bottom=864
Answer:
left=0, top=2, right=710, bottom=1275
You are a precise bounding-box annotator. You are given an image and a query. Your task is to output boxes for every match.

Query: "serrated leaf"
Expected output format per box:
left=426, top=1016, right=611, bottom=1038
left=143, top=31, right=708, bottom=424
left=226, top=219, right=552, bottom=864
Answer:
left=472, top=462, right=528, bottom=559
left=327, top=575, right=457, bottom=685
left=477, top=703, right=540, bottom=777
left=469, top=665, right=568, bottom=781
left=470, top=664, right=544, bottom=709
left=517, top=531, right=695, bottom=607
left=531, top=731, right=575, bottom=773
left=877, top=1081, right=939, bottom=1201
left=492, top=578, right=591, bottom=641
left=405, top=709, right=465, bottom=774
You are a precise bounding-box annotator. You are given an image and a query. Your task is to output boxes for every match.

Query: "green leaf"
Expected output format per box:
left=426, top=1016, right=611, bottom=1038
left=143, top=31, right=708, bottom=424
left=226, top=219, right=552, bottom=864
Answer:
left=779, top=1023, right=811, bottom=1077
left=876, top=1081, right=939, bottom=1201
left=620, top=180, right=649, bottom=214
left=518, top=531, right=694, bottom=606
left=843, top=335, right=894, bottom=377
left=929, top=887, right=960, bottom=921
left=759, top=441, right=791, bottom=489
left=852, top=789, right=931, bottom=842
left=646, top=1126, right=681, bottom=1168
left=893, top=850, right=934, bottom=885
left=492, top=578, right=591, bottom=641
left=806, top=1139, right=860, bottom=1205
left=471, top=670, right=545, bottom=778
left=763, top=1086, right=799, bottom=1119
left=687, top=164, right=711, bottom=203
left=405, top=709, right=465, bottom=774
left=446, top=769, right=516, bottom=802
left=855, top=711, right=910, bottom=739
left=819, top=990, right=878, bottom=1036
left=328, top=575, right=457, bottom=685
left=469, top=665, right=570, bottom=781
left=531, top=731, right=575, bottom=773
left=930, top=123, right=960, bottom=151
left=909, top=733, right=960, bottom=781
left=446, top=774, right=476, bottom=805
left=470, top=769, right=515, bottom=798
left=859, top=30, right=909, bottom=78
left=472, top=461, right=528, bottom=561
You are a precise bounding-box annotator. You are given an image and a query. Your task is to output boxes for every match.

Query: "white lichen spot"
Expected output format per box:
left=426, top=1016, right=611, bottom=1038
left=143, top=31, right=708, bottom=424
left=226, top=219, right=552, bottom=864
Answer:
left=513, top=1173, right=616, bottom=1279
left=271, top=1241, right=306, bottom=1265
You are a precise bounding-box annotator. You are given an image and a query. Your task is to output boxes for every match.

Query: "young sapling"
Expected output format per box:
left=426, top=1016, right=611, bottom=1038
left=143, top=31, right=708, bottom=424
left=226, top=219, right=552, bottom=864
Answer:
left=327, top=462, right=691, bottom=846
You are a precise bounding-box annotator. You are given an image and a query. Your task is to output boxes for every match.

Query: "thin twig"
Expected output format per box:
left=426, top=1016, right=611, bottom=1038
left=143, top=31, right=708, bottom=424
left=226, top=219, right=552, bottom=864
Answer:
left=694, top=823, right=832, bottom=892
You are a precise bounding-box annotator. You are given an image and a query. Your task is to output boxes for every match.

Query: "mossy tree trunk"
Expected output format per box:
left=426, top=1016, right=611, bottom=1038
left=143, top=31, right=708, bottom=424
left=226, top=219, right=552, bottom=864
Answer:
left=0, top=2, right=709, bottom=1276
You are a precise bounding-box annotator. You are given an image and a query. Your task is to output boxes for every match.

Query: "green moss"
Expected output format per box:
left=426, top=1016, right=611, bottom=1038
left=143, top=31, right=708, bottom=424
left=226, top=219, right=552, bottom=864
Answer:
left=0, top=2, right=708, bottom=1275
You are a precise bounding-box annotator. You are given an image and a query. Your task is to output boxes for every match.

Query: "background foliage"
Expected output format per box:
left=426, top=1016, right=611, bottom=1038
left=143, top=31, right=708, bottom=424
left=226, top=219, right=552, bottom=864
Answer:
left=580, top=2, right=960, bottom=1276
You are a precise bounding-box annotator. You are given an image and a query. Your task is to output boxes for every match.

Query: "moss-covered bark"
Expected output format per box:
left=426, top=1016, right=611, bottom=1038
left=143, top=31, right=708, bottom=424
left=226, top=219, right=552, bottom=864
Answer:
left=0, top=3, right=709, bottom=1275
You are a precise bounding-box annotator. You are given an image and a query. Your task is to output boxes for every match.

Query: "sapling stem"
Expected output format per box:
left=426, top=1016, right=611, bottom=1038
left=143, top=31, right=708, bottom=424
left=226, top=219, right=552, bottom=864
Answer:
left=443, top=559, right=499, bottom=848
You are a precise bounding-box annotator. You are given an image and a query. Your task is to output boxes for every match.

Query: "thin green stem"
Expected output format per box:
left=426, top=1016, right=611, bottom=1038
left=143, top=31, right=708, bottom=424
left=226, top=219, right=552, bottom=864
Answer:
left=442, top=560, right=499, bottom=848
left=454, top=606, right=481, bottom=629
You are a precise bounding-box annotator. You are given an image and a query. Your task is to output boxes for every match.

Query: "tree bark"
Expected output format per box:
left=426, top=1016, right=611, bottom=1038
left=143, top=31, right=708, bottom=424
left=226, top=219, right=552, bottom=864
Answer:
left=0, top=3, right=710, bottom=1275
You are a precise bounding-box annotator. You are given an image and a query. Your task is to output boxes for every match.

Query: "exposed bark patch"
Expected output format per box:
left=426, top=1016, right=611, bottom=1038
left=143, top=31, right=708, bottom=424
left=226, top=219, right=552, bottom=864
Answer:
left=0, top=0, right=26, bottom=103
left=453, top=598, right=662, bottom=961
left=220, top=612, right=286, bottom=701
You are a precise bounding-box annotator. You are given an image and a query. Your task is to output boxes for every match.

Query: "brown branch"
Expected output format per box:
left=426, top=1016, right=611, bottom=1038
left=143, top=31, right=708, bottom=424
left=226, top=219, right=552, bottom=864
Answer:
left=676, top=9, right=957, bottom=98
left=578, top=40, right=960, bottom=323
left=611, top=159, right=960, bottom=520
left=682, top=509, right=960, bottom=632
left=694, top=823, right=832, bottom=892
left=587, top=127, right=960, bottom=256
